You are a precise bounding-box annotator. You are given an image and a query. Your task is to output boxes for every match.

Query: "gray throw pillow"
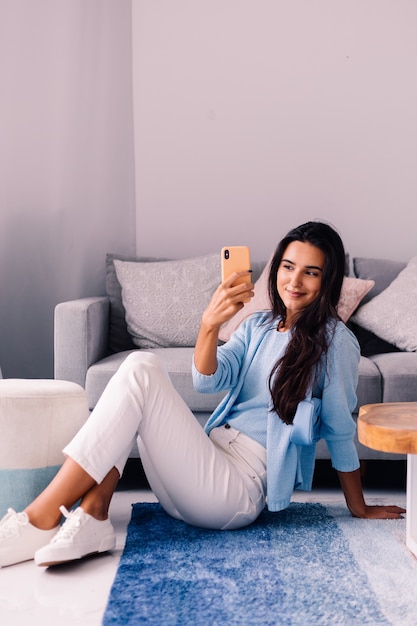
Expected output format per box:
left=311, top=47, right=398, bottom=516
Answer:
left=106, top=253, right=169, bottom=353
left=351, top=255, right=417, bottom=352
left=114, top=254, right=220, bottom=348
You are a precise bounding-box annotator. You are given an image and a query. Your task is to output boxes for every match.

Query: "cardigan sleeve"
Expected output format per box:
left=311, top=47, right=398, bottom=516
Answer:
left=316, top=323, right=361, bottom=472
left=192, top=317, right=250, bottom=394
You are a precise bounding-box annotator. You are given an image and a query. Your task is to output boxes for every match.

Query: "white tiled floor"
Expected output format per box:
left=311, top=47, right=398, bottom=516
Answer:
left=0, top=489, right=158, bottom=626
left=0, top=485, right=407, bottom=626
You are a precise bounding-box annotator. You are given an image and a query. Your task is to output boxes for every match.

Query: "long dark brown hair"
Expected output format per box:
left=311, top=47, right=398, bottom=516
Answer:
left=267, top=221, right=346, bottom=424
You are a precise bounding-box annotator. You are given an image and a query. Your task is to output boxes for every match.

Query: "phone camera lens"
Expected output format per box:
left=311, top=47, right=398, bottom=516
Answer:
left=224, top=249, right=229, bottom=260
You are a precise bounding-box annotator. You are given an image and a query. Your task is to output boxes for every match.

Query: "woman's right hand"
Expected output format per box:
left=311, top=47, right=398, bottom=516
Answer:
left=201, top=271, right=254, bottom=331
left=194, top=272, right=254, bottom=375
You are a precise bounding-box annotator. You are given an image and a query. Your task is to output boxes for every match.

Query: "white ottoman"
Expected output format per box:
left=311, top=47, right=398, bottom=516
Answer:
left=0, top=379, right=89, bottom=517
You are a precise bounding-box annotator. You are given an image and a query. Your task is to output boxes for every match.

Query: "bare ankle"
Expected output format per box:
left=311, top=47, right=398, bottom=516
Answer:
left=79, top=497, right=109, bottom=521
left=24, top=506, right=62, bottom=531
left=78, top=468, right=118, bottom=520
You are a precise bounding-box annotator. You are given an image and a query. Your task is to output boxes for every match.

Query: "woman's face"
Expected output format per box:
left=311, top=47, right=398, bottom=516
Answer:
left=277, top=240, right=325, bottom=326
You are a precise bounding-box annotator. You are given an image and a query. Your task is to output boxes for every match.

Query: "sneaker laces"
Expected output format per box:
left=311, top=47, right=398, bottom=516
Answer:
left=50, top=506, right=85, bottom=545
left=0, top=508, right=29, bottom=539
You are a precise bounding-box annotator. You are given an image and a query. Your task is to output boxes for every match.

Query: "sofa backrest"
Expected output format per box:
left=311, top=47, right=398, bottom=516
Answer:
left=106, top=252, right=407, bottom=358
left=353, top=257, right=406, bottom=304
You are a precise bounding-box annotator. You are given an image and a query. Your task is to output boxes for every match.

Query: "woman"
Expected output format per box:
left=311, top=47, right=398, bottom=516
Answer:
left=0, top=221, right=404, bottom=568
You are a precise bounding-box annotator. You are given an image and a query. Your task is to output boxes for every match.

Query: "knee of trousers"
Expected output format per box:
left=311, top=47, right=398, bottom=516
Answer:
left=119, top=351, right=164, bottom=373
left=118, top=352, right=170, bottom=386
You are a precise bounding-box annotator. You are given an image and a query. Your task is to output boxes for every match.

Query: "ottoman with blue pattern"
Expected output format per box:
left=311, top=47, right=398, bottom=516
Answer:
left=0, top=379, right=89, bottom=517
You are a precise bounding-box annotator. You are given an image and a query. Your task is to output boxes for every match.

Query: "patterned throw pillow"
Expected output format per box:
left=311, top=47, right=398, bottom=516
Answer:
left=106, top=253, right=169, bottom=353
left=114, top=254, right=220, bottom=348
left=351, top=255, right=417, bottom=352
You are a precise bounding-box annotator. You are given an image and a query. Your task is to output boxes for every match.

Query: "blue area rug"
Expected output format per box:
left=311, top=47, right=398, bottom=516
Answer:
left=103, top=502, right=417, bottom=625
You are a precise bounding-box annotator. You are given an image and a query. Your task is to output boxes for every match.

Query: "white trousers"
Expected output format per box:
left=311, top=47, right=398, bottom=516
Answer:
left=63, top=352, right=267, bottom=530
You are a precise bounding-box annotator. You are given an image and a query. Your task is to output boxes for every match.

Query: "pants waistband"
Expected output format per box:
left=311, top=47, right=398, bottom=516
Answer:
left=215, top=424, right=267, bottom=463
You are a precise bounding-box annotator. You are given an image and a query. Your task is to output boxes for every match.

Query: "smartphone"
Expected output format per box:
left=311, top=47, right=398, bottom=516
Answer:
left=221, top=246, right=251, bottom=285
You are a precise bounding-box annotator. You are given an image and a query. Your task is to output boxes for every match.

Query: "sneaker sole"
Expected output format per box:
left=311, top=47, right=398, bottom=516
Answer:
left=0, top=554, right=34, bottom=568
left=35, top=535, right=116, bottom=567
left=0, top=526, right=59, bottom=568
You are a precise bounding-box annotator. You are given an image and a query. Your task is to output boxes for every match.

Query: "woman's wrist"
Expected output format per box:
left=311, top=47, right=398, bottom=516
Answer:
left=194, top=323, right=220, bottom=376
left=336, top=468, right=367, bottom=517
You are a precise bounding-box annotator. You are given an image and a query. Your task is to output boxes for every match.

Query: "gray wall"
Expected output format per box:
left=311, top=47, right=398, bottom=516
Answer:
left=0, top=1, right=136, bottom=379
left=1, top=1, right=416, bottom=379
left=133, top=1, right=417, bottom=262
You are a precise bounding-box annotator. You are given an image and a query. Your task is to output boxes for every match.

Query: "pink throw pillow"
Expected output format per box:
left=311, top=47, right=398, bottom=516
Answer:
left=337, top=276, right=375, bottom=324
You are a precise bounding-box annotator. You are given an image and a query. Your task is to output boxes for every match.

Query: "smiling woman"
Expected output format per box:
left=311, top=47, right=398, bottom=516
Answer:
left=265, top=221, right=347, bottom=425
left=276, top=241, right=325, bottom=329
left=0, top=221, right=404, bottom=571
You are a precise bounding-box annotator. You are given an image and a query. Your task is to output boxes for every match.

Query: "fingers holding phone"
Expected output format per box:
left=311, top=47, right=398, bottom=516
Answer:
left=199, top=247, right=253, bottom=333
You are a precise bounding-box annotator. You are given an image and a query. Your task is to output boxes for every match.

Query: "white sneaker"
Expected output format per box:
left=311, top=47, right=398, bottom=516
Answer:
left=34, top=505, right=116, bottom=567
left=0, top=508, right=59, bottom=567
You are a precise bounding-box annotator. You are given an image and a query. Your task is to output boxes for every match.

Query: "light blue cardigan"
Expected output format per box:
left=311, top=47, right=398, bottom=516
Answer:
left=192, top=312, right=361, bottom=512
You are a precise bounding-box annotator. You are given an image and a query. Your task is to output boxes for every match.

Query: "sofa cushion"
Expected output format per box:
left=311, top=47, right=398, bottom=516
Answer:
left=86, top=349, right=381, bottom=418
left=85, top=348, right=227, bottom=413
left=114, top=254, right=220, bottom=348
left=351, top=255, right=417, bottom=352
left=354, top=356, right=382, bottom=412
left=370, top=353, right=417, bottom=403
left=106, top=254, right=169, bottom=354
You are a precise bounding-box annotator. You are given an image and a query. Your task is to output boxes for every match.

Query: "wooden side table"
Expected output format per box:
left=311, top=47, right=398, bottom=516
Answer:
left=358, top=402, right=417, bottom=558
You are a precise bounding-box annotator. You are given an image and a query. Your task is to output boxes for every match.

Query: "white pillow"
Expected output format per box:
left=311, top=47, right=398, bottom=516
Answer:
left=114, top=254, right=220, bottom=348
left=219, top=261, right=374, bottom=342
left=351, top=255, right=417, bottom=351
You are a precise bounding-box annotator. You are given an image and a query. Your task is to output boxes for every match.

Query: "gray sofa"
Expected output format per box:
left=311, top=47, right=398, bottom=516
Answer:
left=54, top=253, right=417, bottom=461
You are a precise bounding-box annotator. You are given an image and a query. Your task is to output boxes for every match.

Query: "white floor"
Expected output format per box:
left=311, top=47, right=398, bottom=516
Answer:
left=0, top=485, right=407, bottom=626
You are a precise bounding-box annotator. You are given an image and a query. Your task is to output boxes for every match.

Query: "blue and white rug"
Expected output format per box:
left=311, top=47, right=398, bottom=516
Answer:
left=103, top=502, right=417, bottom=625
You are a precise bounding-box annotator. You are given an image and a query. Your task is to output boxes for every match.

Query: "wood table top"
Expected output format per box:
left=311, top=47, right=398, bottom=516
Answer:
left=358, top=402, right=417, bottom=454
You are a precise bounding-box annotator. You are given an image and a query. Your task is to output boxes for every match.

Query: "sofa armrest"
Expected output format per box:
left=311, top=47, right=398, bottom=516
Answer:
left=54, top=297, right=110, bottom=388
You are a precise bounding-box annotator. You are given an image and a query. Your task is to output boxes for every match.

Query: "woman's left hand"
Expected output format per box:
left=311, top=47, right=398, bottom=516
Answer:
left=351, top=504, right=406, bottom=519
left=337, top=469, right=406, bottom=519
